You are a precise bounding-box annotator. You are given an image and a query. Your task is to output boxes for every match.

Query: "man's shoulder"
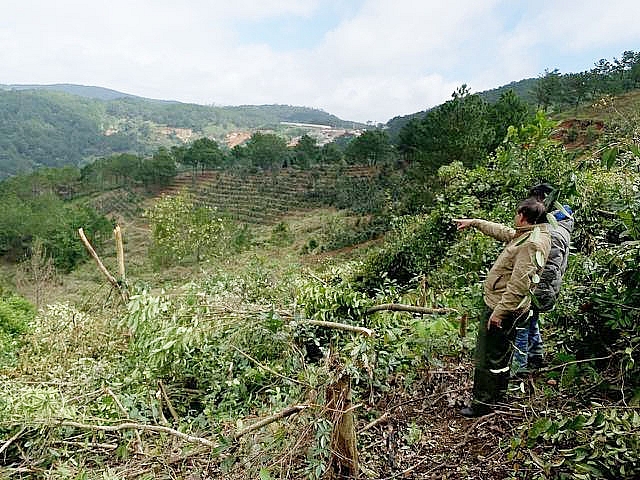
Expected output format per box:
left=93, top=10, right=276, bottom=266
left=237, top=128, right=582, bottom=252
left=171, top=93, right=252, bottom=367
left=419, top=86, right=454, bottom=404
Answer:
left=523, top=225, right=552, bottom=251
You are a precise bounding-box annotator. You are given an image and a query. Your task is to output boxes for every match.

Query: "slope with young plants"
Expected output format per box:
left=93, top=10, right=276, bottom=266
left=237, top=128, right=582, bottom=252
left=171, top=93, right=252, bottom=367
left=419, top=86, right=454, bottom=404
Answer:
left=156, top=165, right=379, bottom=225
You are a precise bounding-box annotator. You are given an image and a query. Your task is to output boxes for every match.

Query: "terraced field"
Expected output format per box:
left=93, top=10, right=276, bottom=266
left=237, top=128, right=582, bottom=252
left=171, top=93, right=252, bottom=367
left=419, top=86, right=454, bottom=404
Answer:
left=87, top=165, right=377, bottom=224
left=89, top=188, right=148, bottom=219
left=158, top=165, right=377, bottom=224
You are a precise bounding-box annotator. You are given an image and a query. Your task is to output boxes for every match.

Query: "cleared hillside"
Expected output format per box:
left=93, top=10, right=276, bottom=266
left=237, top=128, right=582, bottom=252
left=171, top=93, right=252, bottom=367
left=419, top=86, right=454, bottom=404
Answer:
left=91, top=165, right=378, bottom=225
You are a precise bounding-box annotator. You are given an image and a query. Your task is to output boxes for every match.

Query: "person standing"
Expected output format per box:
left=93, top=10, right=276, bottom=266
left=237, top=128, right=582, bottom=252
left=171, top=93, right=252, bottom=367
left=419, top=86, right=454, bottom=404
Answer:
left=512, top=185, right=574, bottom=375
left=454, top=198, right=551, bottom=417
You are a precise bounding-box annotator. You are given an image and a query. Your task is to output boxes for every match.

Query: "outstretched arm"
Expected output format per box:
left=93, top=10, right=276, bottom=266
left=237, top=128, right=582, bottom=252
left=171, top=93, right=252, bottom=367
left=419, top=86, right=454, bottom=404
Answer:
left=453, top=218, right=516, bottom=242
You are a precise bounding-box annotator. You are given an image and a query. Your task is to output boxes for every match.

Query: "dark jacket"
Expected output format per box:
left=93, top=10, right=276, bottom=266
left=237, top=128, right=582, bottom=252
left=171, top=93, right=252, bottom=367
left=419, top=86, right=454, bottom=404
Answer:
left=533, top=208, right=574, bottom=311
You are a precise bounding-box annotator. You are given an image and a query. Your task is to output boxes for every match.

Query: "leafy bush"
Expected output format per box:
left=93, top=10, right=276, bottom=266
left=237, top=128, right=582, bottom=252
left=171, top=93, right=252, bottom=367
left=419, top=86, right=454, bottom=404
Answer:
left=354, top=206, right=458, bottom=291
left=511, top=409, right=640, bottom=479
left=0, top=295, right=35, bottom=367
left=146, top=192, right=235, bottom=266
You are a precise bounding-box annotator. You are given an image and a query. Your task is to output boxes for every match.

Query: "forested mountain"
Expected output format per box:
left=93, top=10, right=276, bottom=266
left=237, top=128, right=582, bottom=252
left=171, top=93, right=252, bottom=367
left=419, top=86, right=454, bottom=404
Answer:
left=0, top=86, right=361, bottom=178
left=1, top=83, right=144, bottom=101
left=387, top=50, right=640, bottom=138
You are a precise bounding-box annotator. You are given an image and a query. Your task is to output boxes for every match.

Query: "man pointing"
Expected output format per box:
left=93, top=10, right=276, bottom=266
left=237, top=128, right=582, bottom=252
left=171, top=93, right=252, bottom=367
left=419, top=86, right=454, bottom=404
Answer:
left=454, top=198, right=551, bottom=417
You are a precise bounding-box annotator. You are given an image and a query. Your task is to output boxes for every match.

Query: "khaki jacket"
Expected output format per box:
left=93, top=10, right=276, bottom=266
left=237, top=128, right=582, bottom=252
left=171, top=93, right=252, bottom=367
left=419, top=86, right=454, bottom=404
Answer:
left=470, top=219, right=552, bottom=320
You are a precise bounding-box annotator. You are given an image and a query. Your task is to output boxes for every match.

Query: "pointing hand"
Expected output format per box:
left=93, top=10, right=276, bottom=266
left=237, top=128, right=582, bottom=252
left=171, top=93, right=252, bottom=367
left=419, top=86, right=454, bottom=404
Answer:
left=453, top=218, right=473, bottom=230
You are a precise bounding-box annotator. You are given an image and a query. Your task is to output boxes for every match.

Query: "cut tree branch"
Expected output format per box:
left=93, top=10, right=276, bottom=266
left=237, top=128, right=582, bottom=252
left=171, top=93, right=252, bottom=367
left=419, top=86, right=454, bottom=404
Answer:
left=306, top=319, right=374, bottom=336
left=0, top=427, right=26, bottom=455
left=229, top=345, right=310, bottom=386
left=114, top=225, right=126, bottom=282
left=59, top=420, right=217, bottom=448
left=158, top=380, right=180, bottom=424
left=233, top=405, right=308, bottom=440
left=366, top=303, right=456, bottom=315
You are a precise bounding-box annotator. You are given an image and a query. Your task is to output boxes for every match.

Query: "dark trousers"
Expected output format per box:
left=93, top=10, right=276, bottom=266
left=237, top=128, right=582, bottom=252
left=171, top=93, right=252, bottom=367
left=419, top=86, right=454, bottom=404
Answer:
left=471, top=305, right=529, bottom=410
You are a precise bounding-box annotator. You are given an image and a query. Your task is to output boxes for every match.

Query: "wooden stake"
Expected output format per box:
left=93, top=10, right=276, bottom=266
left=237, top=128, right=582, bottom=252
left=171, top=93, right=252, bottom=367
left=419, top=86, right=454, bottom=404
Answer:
left=78, top=228, right=128, bottom=302
left=114, top=225, right=126, bottom=283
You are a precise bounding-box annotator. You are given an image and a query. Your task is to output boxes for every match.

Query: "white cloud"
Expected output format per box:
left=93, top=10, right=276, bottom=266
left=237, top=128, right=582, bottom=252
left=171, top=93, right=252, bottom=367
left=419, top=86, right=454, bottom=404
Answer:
left=2, top=0, right=639, bottom=123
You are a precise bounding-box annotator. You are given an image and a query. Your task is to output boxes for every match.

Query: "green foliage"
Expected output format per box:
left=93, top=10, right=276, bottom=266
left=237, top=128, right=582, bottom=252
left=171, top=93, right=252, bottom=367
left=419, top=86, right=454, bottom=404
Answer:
left=269, top=221, right=293, bottom=247
left=0, top=90, right=108, bottom=177
left=146, top=192, right=230, bottom=265
left=397, top=85, right=497, bottom=171
left=488, top=89, right=532, bottom=147
left=0, top=185, right=112, bottom=272
left=81, top=150, right=177, bottom=190
left=182, top=137, right=224, bottom=172
left=344, top=129, right=396, bottom=165
left=307, top=214, right=388, bottom=253
left=0, top=88, right=360, bottom=178
left=233, top=132, right=290, bottom=169
left=3, top=76, right=640, bottom=478
left=320, top=142, right=344, bottom=164
left=122, top=286, right=309, bottom=420
left=297, top=276, right=370, bottom=324
left=355, top=206, right=458, bottom=290
left=510, top=409, right=640, bottom=479
left=530, top=51, right=640, bottom=113
left=292, top=134, right=321, bottom=168
left=0, top=295, right=35, bottom=367
left=555, top=241, right=639, bottom=392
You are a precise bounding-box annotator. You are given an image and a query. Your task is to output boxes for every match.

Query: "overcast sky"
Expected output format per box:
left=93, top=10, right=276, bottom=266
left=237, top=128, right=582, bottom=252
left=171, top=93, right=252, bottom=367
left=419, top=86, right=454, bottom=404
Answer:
left=2, top=0, right=639, bottom=123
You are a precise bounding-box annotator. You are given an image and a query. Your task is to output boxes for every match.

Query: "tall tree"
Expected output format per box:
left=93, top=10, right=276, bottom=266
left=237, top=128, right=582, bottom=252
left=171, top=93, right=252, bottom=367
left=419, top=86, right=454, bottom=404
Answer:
left=184, top=138, right=224, bottom=173
left=533, top=69, right=563, bottom=110
left=320, top=142, right=344, bottom=164
left=292, top=134, right=320, bottom=168
left=241, top=132, right=290, bottom=169
left=397, top=85, right=494, bottom=172
left=488, top=90, right=532, bottom=148
left=344, top=130, right=395, bottom=165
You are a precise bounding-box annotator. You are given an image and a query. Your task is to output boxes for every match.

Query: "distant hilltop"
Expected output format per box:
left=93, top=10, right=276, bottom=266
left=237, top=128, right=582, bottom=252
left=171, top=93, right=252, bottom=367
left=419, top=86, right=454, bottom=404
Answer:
left=0, top=84, right=365, bottom=177
left=0, top=83, right=147, bottom=101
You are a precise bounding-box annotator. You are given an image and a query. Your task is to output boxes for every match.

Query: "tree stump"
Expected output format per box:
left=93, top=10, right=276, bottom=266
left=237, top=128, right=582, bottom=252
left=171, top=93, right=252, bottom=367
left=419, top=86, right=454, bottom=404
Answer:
left=325, top=370, right=359, bottom=479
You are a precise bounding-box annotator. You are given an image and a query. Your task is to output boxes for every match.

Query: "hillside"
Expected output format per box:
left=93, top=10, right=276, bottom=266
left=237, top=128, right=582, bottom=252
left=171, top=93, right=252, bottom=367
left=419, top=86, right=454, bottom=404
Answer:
left=90, top=165, right=378, bottom=225
left=1, top=53, right=639, bottom=478
left=1, top=83, right=144, bottom=101
left=0, top=86, right=364, bottom=178
left=0, top=88, right=638, bottom=479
